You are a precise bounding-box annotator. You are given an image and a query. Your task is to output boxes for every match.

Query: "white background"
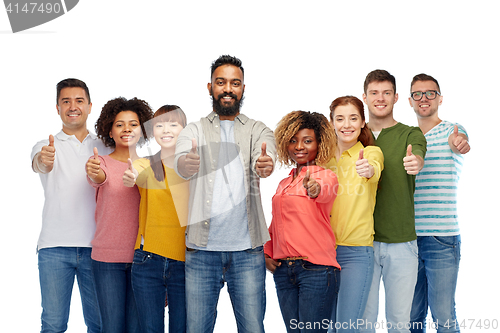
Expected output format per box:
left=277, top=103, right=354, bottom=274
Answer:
left=1, top=1, right=499, bottom=332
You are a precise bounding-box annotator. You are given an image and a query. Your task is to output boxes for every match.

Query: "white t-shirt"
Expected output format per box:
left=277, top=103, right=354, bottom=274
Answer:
left=31, top=130, right=111, bottom=250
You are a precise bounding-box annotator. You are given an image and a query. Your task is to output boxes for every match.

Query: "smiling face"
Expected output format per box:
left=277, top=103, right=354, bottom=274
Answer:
left=288, top=128, right=318, bottom=169
left=57, top=87, right=92, bottom=134
left=332, top=103, right=365, bottom=150
left=153, top=121, right=183, bottom=150
left=409, top=80, right=443, bottom=119
left=109, top=111, right=141, bottom=148
left=363, top=80, right=398, bottom=120
left=208, top=64, right=245, bottom=119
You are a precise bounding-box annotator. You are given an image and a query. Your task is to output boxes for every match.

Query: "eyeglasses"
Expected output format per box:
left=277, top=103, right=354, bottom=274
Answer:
left=410, top=90, right=441, bottom=101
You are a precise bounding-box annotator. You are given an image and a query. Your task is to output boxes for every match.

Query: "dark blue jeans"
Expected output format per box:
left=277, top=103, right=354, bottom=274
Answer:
left=91, top=259, right=141, bottom=333
left=273, top=259, right=340, bottom=333
left=131, top=249, right=186, bottom=333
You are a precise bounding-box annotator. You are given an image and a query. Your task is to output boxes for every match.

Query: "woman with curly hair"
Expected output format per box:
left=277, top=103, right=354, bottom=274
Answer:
left=123, top=105, right=189, bottom=333
left=85, top=97, right=153, bottom=333
left=264, top=110, right=340, bottom=333
left=326, top=96, right=384, bottom=333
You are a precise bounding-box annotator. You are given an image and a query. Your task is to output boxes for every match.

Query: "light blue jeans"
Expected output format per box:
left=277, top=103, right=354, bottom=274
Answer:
left=38, top=247, right=101, bottom=333
left=185, top=246, right=266, bottom=333
left=410, top=236, right=461, bottom=333
left=360, top=241, right=418, bottom=333
left=330, top=246, right=374, bottom=333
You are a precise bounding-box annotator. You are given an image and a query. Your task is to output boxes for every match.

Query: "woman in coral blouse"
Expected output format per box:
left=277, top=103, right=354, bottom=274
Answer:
left=326, top=96, right=384, bottom=333
left=123, top=105, right=189, bottom=333
left=85, top=97, right=153, bottom=333
left=265, top=110, right=340, bottom=333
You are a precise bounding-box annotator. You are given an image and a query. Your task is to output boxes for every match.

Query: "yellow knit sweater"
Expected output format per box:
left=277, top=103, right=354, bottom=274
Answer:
left=133, top=158, right=189, bottom=262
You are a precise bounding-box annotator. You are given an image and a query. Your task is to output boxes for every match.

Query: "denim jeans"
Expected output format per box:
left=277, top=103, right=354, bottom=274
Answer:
left=274, top=259, right=340, bottom=333
left=329, top=246, right=374, bottom=333
left=91, top=260, right=141, bottom=333
left=38, top=247, right=101, bottom=333
left=131, top=248, right=185, bottom=333
left=410, top=236, right=461, bottom=333
left=185, top=246, right=266, bottom=333
left=360, top=241, right=418, bottom=333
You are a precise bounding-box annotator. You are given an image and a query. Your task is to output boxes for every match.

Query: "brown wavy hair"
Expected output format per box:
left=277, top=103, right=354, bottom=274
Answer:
left=147, top=105, right=187, bottom=182
left=274, top=111, right=336, bottom=167
left=329, top=96, right=374, bottom=147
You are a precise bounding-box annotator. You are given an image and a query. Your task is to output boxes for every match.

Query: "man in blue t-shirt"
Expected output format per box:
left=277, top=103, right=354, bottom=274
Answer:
left=408, top=73, right=470, bottom=333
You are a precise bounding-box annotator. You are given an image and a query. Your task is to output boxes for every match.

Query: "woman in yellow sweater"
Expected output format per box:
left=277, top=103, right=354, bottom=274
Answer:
left=326, top=96, right=384, bottom=333
left=123, top=105, right=188, bottom=333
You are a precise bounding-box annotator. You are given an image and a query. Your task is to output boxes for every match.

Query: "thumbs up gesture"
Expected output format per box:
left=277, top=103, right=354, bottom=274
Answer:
left=403, top=144, right=423, bottom=175
left=123, top=158, right=139, bottom=187
left=355, top=149, right=375, bottom=179
left=303, top=169, right=321, bottom=198
left=256, top=142, right=274, bottom=178
left=86, top=147, right=104, bottom=183
left=40, top=134, right=56, bottom=168
left=450, top=125, right=470, bottom=154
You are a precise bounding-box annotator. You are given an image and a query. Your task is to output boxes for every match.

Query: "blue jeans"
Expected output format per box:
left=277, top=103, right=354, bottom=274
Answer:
left=360, top=241, right=418, bottom=333
left=410, top=236, right=461, bottom=333
left=91, top=260, right=141, bottom=333
left=330, top=246, right=374, bottom=333
left=131, top=249, right=186, bottom=333
left=38, top=247, right=101, bottom=333
left=185, top=246, right=266, bottom=333
left=274, top=259, right=340, bottom=333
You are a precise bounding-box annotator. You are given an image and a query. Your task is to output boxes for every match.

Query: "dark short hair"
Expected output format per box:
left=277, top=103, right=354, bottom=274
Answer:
left=410, top=73, right=441, bottom=93
left=363, top=69, right=396, bottom=94
left=210, top=55, right=244, bottom=79
left=56, top=78, right=91, bottom=104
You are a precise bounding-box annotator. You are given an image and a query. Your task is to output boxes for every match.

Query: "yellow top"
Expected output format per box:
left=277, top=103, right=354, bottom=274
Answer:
left=326, top=142, right=384, bottom=247
left=133, top=158, right=189, bottom=261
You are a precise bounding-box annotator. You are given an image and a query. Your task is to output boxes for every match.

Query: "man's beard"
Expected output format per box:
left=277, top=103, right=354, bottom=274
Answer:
left=212, top=92, right=244, bottom=117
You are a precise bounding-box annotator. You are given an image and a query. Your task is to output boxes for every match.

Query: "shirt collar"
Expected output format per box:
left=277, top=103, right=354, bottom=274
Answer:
left=55, top=130, right=97, bottom=141
left=207, top=111, right=248, bottom=125
left=344, top=141, right=365, bottom=157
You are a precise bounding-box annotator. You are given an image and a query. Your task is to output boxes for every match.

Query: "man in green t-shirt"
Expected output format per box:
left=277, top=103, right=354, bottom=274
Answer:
left=359, top=70, right=427, bottom=333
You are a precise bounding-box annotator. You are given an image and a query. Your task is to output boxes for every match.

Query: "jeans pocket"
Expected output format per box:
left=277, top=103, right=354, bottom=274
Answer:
left=432, top=235, right=459, bottom=248
left=301, top=261, right=330, bottom=271
left=132, top=249, right=152, bottom=265
left=405, top=240, right=419, bottom=257
left=244, top=246, right=264, bottom=254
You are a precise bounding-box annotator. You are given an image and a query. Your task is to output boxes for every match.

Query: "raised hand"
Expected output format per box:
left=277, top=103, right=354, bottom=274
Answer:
left=182, top=138, right=200, bottom=177
left=123, top=158, right=139, bottom=187
left=450, top=125, right=470, bottom=154
left=355, top=149, right=375, bottom=178
left=255, top=142, right=274, bottom=178
left=303, top=169, right=321, bottom=198
left=86, top=147, right=103, bottom=182
left=403, top=144, right=422, bottom=175
left=40, top=134, right=56, bottom=168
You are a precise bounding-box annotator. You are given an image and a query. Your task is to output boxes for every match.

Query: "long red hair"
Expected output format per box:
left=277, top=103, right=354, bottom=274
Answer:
left=329, top=96, right=374, bottom=147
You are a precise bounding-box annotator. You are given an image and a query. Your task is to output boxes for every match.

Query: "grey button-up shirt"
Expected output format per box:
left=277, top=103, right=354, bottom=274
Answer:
left=174, top=112, right=276, bottom=249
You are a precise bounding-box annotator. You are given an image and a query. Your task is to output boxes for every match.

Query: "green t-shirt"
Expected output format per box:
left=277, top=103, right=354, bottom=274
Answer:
left=373, top=122, right=427, bottom=243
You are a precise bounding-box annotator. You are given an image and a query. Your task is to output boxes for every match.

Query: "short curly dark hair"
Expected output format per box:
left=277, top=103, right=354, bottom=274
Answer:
left=274, top=111, right=337, bottom=167
left=95, top=97, right=154, bottom=148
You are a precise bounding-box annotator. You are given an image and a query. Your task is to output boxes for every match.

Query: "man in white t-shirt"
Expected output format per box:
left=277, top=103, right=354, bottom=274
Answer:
left=31, top=78, right=109, bottom=333
left=408, top=73, right=470, bottom=333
